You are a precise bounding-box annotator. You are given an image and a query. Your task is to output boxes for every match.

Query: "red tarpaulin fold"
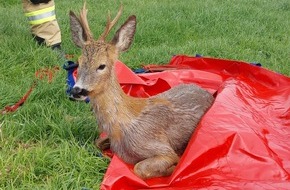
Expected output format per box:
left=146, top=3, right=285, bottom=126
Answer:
left=101, top=55, right=290, bottom=190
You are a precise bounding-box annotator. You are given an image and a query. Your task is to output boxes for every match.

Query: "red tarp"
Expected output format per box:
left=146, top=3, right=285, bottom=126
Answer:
left=100, top=55, right=290, bottom=190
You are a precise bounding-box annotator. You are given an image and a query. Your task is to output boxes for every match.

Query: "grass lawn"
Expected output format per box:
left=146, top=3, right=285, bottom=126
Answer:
left=0, top=0, right=289, bottom=189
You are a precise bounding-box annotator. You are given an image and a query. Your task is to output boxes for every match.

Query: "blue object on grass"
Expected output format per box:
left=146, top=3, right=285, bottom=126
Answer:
left=63, top=61, right=90, bottom=103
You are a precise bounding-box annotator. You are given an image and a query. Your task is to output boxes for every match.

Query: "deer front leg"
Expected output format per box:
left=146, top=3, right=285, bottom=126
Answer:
left=95, top=134, right=110, bottom=151
left=134, top=154, right=179, bottom=179
left=94, top=124, right=110, bottom=150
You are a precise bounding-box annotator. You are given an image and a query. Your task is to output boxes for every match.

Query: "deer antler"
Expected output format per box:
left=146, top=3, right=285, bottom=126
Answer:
left=79, top=1, right=93, bottom=40
left=99, top=5, right=123, bottom=41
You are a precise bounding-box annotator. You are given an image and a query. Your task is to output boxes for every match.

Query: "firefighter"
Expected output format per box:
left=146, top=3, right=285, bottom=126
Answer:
left=22, top=0, right=62, bottom=50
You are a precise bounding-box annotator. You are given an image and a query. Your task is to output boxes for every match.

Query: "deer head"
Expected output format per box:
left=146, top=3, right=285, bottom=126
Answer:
left=69, top=2, right=136, bottom=99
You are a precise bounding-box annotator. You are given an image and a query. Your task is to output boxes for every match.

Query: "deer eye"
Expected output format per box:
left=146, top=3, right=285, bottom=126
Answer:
left=97, top=64, right=106, bottom=71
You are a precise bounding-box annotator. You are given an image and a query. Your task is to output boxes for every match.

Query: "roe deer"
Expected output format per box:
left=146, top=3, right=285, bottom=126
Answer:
left=69, top=3, right=214, bottom=179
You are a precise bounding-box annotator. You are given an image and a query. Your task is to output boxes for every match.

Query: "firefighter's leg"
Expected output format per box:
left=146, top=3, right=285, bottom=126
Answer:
left=22, top=0, right=62, bottom=49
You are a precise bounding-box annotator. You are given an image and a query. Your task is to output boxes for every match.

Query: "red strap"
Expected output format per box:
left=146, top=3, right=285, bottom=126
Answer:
left=1, top=82, right=36, bottom=114
left=35, top=66, right=59, bottom=82
left=65, top=54, right=75, bottom=60
left=1, top=66, right=59, bottom=114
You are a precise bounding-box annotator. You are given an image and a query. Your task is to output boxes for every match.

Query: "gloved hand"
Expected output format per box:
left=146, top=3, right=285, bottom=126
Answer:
left=30, top=0, right=51, bottom=4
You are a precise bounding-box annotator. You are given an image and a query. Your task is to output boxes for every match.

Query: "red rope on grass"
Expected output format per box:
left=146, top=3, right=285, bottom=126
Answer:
left=65, top=54, right=75, bottom=60
left=1, top=66, right=60, bottom=115
left=35, top=67, right=60, bottom=82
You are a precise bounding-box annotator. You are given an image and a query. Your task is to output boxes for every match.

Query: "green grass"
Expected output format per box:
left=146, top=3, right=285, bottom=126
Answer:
left=0, top=0, right=289, bottom=189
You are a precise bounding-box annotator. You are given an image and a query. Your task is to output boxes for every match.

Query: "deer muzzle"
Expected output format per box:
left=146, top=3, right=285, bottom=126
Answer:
left=70, top=86, right=89, bottom=99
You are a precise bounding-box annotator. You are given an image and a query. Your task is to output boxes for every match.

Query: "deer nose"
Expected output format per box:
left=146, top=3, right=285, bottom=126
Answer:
left=71, top=86, right=89, bottom=97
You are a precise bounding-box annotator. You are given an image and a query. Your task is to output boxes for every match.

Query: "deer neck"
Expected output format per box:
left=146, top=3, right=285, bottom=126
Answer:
left=89, top=65, right=146, bottom=138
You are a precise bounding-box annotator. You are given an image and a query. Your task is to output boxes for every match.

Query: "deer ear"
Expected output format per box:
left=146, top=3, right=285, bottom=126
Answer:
left=111, top=15, right=136, bottom=52
left=69, top=11, right=87, bottom=48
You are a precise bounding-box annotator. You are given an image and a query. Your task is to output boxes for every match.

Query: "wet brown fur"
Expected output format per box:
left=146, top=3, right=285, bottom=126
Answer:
left=69, top=3, right=214, bottom=179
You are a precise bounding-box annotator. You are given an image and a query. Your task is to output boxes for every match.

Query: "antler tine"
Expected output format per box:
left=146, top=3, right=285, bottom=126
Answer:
left=99, top=5, right=123, bottom=41
left=79, top=1, right=93, bottom=40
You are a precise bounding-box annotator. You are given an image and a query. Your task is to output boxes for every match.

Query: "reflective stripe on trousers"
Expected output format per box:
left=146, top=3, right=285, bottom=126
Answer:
left=25, top=5, right=56, bottom=25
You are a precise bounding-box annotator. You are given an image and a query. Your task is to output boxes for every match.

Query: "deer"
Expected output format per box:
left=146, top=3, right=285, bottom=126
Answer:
left=69, top=2, right=214, bottom=180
